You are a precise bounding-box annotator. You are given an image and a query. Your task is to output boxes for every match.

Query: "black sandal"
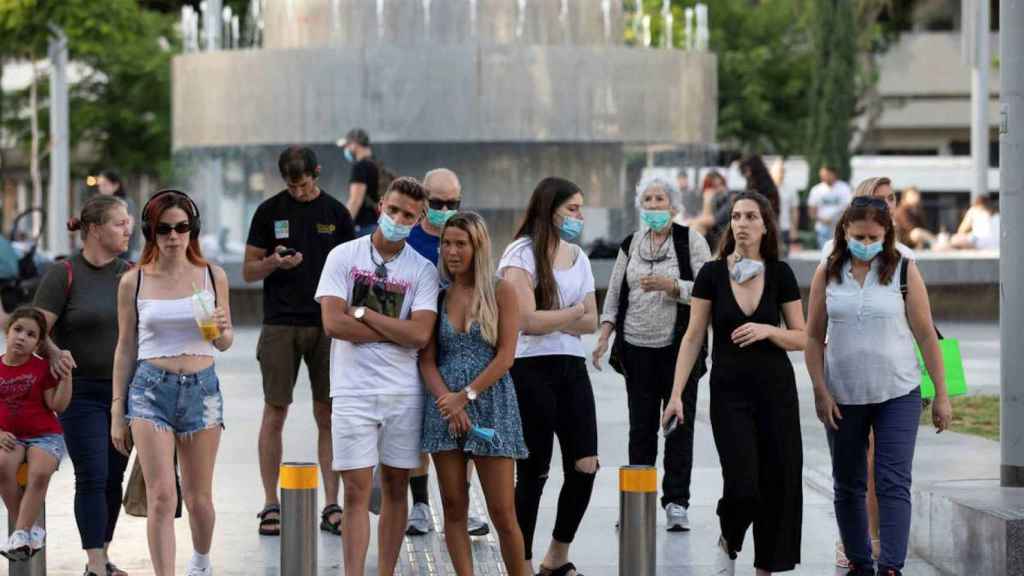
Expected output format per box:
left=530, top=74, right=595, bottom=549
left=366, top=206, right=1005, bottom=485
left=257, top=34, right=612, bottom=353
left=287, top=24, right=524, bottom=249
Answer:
left=257, top=504, right=281, bottom=536
left=320, top=503, right=343, bottom=535
left=106, top=562, right=128, bottom=576
left=537, top=562, right=582, bottom=576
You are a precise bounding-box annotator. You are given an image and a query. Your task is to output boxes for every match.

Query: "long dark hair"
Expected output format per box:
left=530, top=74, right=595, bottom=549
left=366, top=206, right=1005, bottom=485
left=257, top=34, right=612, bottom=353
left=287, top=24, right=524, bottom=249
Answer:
left=100, top=169, right=126, bottom=199
left=716, top=191, right=780, bottom=261
left=826, top=204, right=899, bottom=285
left=513, top=177, right=583, bottom=311
left=739, top=155, right=780, bottom=218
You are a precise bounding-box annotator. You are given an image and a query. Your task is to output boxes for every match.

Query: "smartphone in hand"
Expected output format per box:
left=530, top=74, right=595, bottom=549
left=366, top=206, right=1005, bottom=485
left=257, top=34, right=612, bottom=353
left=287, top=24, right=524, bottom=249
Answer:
left=663, top=416, right=679, bottom=437
left=278, top=247, right=297, bottom=257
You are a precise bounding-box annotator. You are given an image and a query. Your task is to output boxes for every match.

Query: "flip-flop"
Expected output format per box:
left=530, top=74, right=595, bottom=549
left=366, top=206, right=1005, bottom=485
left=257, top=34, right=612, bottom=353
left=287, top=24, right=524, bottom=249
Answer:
left=319, top=503, right=343, bottom=535
left=257, top=504, right=281, bottom=536
left=537, top=562, right=582, bottom=576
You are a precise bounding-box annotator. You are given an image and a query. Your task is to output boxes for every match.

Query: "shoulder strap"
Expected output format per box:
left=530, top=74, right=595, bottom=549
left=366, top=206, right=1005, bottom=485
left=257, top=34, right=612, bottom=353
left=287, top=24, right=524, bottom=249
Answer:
left=206, top=264, right=218, bottom=307
left=614, top=234, right=634, bottom=328
left=899, top=257, right=909, bottom=301
left=671, top=224, right=694, bottom=281
left=62, top=259, right=73, bottom=299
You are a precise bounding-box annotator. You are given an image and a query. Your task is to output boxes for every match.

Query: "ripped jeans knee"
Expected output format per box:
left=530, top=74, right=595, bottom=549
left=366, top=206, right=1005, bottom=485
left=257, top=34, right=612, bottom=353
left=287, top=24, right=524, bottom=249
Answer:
left=574, top=456, right=599, bottom=475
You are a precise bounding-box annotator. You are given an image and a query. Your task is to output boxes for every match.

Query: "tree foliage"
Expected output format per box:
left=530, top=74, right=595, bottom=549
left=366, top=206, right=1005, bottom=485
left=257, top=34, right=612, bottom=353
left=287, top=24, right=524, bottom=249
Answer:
left=806, top=0, right=859, bottom=182
left=0, top=0, right=178, bottom=177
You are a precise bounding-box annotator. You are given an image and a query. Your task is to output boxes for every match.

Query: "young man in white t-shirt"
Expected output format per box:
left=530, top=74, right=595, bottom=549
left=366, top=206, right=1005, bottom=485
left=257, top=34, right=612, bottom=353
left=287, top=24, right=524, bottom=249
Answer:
left=316, top=177, right=439, bottom=576
left=807, top=165, right=852, bottom=249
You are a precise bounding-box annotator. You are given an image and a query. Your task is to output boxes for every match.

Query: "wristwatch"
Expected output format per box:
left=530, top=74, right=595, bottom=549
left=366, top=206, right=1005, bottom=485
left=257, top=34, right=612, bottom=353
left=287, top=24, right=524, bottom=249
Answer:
left=353, top=306, right=367, bottom=321
left=465, top=386, right=478, bottom=402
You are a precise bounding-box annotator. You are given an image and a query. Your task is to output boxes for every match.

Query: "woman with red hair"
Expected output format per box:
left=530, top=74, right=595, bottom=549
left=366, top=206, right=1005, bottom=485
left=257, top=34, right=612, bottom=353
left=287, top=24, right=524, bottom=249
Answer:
left=110, top=190, right=234, bottom=576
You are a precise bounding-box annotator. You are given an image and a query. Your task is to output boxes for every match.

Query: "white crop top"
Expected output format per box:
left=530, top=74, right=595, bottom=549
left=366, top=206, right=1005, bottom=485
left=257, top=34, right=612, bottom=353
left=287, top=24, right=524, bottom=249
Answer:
left=136, top=267, right=218, bottom=360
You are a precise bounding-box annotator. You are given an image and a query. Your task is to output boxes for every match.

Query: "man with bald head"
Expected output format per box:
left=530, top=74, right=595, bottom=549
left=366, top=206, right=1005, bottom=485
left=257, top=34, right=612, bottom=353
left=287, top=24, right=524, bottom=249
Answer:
left=405, top=169, right=462, bottom=265
left=402, top=169, right=491, bottom=537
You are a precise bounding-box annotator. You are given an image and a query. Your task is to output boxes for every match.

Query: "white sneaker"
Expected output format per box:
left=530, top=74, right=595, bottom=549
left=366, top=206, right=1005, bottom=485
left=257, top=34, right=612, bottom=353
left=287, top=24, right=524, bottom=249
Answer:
left=185, top=556, right=213, bottom=576
left=467, top=514, right=491, bottom=536
left=2, top=530, right=31, bottom=562
left=29, top=526, right=45, bottom=554
left=405, top=502, right=434, bottom=536
left=665, top=503, right=690, bottom=532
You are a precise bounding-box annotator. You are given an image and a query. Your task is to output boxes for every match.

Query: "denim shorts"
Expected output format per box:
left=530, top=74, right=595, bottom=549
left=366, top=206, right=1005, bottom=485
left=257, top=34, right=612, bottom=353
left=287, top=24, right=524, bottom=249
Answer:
left=126, top=361, right=224, bottom=436
left=17, top=433, right=66, bottom=467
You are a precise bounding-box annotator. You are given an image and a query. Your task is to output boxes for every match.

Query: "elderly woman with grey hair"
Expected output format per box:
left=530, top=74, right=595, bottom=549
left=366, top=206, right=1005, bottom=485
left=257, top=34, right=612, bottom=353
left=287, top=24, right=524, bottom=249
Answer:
left=592, top=176, right=711, bottom=531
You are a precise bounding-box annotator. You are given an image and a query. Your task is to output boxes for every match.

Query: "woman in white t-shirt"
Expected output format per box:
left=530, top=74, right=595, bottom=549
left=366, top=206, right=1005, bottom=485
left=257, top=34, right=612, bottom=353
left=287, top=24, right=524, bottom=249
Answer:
left=498, top=177, right=598, bottom=576
left=951, top=194, right=1000, bottom=250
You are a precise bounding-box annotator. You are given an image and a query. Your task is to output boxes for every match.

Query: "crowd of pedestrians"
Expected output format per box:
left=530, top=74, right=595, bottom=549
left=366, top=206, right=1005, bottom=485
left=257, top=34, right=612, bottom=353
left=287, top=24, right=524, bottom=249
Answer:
left=0, top=139, right=957, bottom=576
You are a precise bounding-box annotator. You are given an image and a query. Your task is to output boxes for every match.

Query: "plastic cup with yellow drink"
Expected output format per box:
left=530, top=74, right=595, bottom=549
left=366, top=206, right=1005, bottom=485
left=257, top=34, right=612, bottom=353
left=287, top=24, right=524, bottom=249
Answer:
left=191, top=282, right=220, bottom=341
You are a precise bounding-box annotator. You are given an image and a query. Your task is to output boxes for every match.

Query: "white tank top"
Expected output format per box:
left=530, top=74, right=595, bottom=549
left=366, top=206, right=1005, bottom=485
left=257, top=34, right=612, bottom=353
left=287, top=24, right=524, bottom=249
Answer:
left=136, top=266, right=218, bottom=360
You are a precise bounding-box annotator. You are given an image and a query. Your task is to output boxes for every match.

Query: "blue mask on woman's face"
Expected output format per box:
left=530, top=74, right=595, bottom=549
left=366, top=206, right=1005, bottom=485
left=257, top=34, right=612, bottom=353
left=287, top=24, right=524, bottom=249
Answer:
left=848, top=238, right=883, bottom=261
left=378, top=212, right=412, bottom=242
left=558, top=215, right=584, bottom=241
left=343, top=148, right=355, bottom=163
left=640, top=210, right=672, bottom=232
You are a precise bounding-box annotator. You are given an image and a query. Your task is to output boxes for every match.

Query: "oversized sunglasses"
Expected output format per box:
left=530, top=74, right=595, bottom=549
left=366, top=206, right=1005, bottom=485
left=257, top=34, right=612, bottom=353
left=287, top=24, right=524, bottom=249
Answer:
left=850, top=196, right=888, bottom=211
left=156, top=221, right=192, bottom=235
left=428, top=198, right=461, bottom=211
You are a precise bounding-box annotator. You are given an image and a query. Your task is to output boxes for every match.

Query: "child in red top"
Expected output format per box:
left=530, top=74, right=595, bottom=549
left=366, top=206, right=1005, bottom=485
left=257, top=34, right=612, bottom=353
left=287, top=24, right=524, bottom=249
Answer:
left=0, top=307, right=72, bottom=562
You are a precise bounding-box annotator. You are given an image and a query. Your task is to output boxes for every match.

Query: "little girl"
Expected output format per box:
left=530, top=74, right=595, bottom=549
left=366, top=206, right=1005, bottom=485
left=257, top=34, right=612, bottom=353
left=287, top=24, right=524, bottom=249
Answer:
left=0, top=307, right=72, bottom=561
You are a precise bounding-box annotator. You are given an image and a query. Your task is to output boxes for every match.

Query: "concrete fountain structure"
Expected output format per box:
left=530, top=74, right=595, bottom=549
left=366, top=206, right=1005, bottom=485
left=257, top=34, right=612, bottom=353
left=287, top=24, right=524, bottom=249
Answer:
left=172, top=0, right=717, bottom=274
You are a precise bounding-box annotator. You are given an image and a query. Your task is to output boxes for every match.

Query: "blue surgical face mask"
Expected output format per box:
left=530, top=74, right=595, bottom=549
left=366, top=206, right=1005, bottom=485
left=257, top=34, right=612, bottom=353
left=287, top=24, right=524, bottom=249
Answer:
left=848, top=238, right=883, bottom=261
left=378, top=212, right=413, bottom=242
left=343, top=148, right=355, bottom=163
left=426, top=208, right=456, bottom=228
left=557, top=215, right=584, bottom=241
left=640, top=209, right=672, bottom=232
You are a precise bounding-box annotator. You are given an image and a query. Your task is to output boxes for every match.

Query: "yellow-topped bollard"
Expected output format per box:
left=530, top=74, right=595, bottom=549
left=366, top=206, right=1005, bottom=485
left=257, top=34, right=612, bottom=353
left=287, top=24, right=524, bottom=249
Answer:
left=618, top=465, right=657, bottom=576
left=280, top=462, right=319, bottom=576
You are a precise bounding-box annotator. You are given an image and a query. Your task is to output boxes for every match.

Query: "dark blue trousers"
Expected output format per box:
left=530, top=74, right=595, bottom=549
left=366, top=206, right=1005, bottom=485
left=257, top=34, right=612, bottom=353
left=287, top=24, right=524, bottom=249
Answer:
left=828, top=387, right=922, bottom=572
left=59, top=378, right=130, bottom=550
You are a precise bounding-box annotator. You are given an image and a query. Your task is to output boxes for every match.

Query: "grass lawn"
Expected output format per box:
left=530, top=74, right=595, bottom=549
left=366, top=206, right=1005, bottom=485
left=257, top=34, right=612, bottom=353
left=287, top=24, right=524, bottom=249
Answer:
left=921, top=395, right=999, bottom=441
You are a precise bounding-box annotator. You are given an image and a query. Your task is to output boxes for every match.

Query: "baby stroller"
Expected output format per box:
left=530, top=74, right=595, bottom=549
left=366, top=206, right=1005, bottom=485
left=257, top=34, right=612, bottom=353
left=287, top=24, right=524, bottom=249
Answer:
left=0, top=207, right=52, bottom=313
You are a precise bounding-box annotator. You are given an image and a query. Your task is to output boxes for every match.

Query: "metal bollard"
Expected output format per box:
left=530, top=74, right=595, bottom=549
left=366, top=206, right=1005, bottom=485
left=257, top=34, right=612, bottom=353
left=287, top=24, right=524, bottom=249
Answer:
left=618, top=465, right=657, bottom=576
left=280, top=462, right=318, bottom=576
left=8, top=463, right=45, bottom=576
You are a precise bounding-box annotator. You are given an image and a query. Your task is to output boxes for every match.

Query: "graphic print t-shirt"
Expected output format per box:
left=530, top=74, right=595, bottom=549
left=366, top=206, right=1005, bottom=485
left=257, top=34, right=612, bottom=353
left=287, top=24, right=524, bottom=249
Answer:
left=0, top=355, right=62, bottom=438
left=315, top=235, right=439, bottom=397
left=246, top=190, right=355, bottom=326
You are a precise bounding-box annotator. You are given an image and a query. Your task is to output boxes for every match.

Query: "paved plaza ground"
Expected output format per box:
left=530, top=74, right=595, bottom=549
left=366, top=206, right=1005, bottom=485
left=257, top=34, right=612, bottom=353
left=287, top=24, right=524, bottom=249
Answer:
left=1, top=322, right=1001, bottom=575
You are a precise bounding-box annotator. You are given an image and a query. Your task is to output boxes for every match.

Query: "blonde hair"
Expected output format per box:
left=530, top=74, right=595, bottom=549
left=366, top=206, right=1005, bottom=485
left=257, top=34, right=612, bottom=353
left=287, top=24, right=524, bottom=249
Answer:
left=439, top=212, right=500, bottom=346
left=853, top=176, right=892, bottom=198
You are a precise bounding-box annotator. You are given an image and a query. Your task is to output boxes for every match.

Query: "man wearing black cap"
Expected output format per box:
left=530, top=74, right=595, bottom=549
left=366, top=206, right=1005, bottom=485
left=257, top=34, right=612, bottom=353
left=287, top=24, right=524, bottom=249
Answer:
left=340, top=128, right=380, bottom=237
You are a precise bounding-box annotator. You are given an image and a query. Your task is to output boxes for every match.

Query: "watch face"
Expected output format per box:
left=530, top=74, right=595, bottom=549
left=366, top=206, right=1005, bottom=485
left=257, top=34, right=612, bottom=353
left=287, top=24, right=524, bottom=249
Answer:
left=354, top=307, right=365, bottom=319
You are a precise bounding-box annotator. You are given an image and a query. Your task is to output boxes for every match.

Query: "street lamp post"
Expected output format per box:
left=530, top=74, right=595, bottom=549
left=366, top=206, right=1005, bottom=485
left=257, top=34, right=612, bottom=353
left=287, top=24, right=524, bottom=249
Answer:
left=1000, top=0, right=1024, bottom=487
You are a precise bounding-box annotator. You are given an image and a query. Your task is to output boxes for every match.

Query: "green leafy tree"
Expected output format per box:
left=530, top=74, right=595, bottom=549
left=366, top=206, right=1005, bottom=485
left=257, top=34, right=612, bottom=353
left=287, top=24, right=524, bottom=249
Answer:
left=806, top=0, right=858, bottom=181
left=0, top=0, right=178, bottom=179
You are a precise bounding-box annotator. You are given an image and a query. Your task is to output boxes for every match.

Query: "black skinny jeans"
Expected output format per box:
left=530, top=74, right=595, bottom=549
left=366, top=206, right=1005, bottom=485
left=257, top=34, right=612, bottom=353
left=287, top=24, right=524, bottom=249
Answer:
left=510, top=355, right=598, bottom=561
left=59, top=378, right=130, bottom=550
left=622, top=340, right=698, bottom=508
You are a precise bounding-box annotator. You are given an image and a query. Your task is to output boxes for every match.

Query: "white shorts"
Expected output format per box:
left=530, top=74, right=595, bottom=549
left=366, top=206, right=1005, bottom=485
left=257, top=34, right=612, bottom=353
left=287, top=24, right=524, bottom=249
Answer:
left=331, top=394, right=424, bottom=472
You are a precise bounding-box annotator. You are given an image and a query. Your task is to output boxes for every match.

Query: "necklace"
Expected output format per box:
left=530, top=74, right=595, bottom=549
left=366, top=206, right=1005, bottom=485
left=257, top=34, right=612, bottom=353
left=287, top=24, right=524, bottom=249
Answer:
left=638, top=229, right=671, bottom=273
left=370, top=242, right=403, bottom=281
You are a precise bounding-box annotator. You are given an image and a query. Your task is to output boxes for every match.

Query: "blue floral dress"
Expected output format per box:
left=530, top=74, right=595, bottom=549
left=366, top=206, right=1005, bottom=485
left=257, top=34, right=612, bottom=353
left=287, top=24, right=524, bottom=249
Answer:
left=420, top=302, right=528, bottom=459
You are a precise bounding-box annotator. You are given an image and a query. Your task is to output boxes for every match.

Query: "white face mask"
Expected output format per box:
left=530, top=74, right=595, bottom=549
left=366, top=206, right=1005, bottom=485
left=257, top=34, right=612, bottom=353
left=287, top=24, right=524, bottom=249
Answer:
left=730, top=255, right=764, bottom=284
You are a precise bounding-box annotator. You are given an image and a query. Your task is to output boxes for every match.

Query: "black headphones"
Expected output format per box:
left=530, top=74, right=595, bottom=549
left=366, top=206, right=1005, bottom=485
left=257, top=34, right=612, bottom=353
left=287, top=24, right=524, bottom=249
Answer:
left=141, top=189, right=202, bottom=242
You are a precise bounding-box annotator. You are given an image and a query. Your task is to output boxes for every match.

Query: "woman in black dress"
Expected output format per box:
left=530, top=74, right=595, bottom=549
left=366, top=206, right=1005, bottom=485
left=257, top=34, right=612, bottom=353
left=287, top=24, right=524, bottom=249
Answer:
left=662, top=192, right=806, bottom=575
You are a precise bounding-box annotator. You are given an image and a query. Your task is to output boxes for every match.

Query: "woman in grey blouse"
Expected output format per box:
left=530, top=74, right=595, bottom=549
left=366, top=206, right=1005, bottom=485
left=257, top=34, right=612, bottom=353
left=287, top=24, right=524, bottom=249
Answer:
left=592, top=176, right=710, bottom=531
left=805, top=197, right=952, bottom=576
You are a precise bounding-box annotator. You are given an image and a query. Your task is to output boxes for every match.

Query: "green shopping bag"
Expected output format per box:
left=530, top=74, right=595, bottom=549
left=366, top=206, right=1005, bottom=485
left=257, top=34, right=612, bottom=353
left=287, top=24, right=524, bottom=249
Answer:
left=915, top=338, right=967, bottom=399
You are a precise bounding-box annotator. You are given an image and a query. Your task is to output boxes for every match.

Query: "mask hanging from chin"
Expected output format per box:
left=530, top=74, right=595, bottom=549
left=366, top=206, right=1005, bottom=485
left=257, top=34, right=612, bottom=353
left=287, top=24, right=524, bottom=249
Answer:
left=730, top=255, right=765, bottom=284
